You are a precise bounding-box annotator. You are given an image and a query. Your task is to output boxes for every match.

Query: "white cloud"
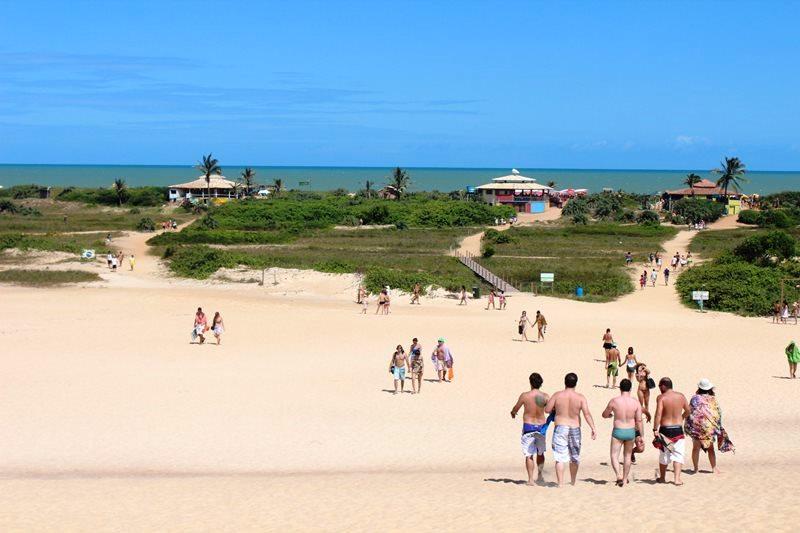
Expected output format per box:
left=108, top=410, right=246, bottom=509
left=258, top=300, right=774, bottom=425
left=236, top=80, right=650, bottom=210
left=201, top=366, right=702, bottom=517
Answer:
left=674, top=135, right=709, bottom=147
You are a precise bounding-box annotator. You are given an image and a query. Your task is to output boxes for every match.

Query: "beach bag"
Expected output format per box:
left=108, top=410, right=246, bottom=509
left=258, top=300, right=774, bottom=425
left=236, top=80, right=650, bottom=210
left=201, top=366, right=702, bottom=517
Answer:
left=448, top=367, right=454, bottom=380
left=717, top=428, right=735, bottom=453
left=646, top=377, right=656, bottom=389
left=191, top=329, right=198, bottom=341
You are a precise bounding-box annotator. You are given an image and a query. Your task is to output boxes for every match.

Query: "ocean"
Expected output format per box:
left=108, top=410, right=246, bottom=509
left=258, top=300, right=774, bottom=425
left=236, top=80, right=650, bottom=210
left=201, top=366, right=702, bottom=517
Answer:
left=1, top=164, right=798, bottom=195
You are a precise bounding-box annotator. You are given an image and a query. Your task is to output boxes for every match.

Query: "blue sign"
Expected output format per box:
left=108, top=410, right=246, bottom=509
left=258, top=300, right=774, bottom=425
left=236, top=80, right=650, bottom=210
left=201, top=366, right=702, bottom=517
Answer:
left=466, top=186, right=477, bottom=193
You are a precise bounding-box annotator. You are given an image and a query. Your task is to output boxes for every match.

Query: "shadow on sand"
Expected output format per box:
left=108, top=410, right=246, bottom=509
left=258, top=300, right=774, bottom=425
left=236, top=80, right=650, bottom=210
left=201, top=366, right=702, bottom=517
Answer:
left=483, top=478, right=558, bottom=488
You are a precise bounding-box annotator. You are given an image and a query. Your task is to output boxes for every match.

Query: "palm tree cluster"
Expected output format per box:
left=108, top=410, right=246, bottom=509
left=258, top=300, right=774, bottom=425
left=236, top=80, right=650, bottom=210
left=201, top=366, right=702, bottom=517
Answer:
left=388, top=167, right=410, bottom=200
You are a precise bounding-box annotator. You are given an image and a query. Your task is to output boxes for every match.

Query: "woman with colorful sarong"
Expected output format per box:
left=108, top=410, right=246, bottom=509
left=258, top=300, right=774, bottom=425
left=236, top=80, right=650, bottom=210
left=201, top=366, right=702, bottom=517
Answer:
left=685, top=378, right=722, bottom=474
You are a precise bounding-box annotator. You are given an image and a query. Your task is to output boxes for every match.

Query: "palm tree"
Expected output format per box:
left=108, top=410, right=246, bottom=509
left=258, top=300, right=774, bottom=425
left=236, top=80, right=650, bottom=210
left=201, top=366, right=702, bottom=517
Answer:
left=365, top=180, right=374, bottom=199
left=683, top=173, right=702, bottom=196
left=546, top=180, right=556, bottom=188
left=712, top=157, right=747, bottom=198
left=113, top=178, right=128, bottom=207
left=195, top=153, right=222, bottom=203
left=389, top=167, right=410, bottom=200
left=240, top=167, right=256, bottom=197
left=272, top=178, right=284, bottom=196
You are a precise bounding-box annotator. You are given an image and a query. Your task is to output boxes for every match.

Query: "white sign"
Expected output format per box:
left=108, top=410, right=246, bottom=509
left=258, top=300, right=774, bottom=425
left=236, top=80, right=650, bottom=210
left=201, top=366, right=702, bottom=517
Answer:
left=81, top=249, right=95, bottom=259
left=692, top=291, right=709, bottom=301
left=540, top=273, right=555, bottom=283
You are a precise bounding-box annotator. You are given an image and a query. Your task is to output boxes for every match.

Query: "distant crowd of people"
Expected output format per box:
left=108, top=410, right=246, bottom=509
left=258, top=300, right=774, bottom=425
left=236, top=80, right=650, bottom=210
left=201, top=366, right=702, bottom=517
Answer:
left=773, top=301, right=800, bottom=324
left=630, top=251, right=693, bottom=289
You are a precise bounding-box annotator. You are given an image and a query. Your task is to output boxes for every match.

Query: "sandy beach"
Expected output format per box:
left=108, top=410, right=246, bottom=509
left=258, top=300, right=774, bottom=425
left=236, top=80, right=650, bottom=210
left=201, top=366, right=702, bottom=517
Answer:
left=1, top=219, right=799, bottom=532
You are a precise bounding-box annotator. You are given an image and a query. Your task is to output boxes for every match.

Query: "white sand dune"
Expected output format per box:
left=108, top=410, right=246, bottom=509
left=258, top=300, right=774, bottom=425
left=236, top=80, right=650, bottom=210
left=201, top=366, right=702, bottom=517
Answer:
left=1, top=218, right=799, bottom=531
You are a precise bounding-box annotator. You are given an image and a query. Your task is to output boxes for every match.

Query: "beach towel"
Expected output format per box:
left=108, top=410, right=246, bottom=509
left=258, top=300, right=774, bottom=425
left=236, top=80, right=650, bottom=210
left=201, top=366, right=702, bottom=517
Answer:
left=685, top=394, right=722, bottom=450
left=786, top=341, right=800, bottom=364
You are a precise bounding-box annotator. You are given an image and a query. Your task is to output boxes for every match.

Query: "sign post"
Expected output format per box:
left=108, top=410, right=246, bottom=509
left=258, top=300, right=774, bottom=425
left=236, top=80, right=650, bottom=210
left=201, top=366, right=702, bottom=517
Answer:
left=692, top=290, right=709, bottom=312
left=540, top=272, right=554, bottom=293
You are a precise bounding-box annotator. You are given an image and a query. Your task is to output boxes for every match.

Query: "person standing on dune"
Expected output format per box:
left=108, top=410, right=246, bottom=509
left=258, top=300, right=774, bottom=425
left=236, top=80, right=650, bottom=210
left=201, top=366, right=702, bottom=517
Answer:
left=653, top=377, right=690, bottom=485
left=545, top=373, right=597, bottom=487
left=510, top=372, right=551, bottom=485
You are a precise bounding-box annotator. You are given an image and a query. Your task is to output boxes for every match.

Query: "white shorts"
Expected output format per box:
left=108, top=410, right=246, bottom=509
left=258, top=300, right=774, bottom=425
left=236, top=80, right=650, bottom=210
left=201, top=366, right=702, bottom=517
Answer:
left=521, top=431, right=546, bottom=457
left=435, top=360, right=446, bottom=372
left=659, top=438, right=686, bottom=465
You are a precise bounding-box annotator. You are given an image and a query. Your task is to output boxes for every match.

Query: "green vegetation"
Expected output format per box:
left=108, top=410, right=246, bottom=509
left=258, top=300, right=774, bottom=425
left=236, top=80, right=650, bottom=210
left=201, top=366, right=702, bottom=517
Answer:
left=738, top=208, right=799, bottom=229
left=0, top=200, right=191, bottom=232
left=164, top=227, right=478, bottom=292
left=561, top=192, right=655, bottom=225
left=672, top=197, right=725, bottom=224
left=678, top=228, right=800, bottom=316
left=0, top=232, right=116, bottom=254
left=149, top=196, right=513, bottom=247
left=0, top=269, right=101, bottom=286
left=474, top=224, right=677, bottom=301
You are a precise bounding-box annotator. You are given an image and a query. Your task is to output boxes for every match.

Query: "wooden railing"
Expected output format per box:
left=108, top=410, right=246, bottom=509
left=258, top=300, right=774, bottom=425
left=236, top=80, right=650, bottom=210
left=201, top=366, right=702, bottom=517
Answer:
left=455, top=251, right=519, bottom=293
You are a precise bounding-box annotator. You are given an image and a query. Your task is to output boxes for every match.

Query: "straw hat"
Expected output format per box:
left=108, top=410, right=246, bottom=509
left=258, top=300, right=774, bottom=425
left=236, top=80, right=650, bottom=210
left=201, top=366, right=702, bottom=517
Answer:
left=697, top=378, right=714, bottom=391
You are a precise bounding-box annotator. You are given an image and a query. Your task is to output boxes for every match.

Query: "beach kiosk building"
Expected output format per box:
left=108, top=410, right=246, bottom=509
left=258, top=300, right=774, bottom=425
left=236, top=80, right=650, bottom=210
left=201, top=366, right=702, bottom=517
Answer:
left=168, top=176, right=237, bottom=202
left=475, top=170, right=554, bottom=213
left=662, top=178, right=743, bottom=213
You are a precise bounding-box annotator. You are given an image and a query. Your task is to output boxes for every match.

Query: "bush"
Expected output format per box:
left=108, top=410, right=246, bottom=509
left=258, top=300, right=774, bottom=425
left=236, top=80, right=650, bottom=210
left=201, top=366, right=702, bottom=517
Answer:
left=617, top=210, right=636, bottom=223
left=733, top=230, right=796, bottom=264
left=676, top=260, right=784, bottom=316
left=737, top=209, right=763, bottom=225
left=672, top=198, right=725, bottom=224
left=671, top=214, right=686, bottom=225
left=395, top=220, right=408, bottom=230
left=636, top=210, right=660, bottom=226
left=760, top=209, right=793, bottom=228
left=588, top=193, right=624, bottom=220
left=136, top=217, right=156, bottom=231
left=482, top=243, right=496, bottom=258
left=572, top=213, right=589, bottom=225
left=201, top=215, right=220, bottom=230
left=483, top=228, right=515, bottom=244
left=362, top=267, right=435, bottom=294
left=129, top=207, right=141, bottom=215
left=562, top=198, right=589, bottom=218
left=0, top=199, right=18, bottom=213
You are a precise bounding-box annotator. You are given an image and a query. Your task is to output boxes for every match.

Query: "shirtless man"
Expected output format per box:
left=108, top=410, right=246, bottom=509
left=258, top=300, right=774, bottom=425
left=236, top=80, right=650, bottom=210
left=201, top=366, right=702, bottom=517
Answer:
left=653, top=377, right=690, bottom=485
left=602, top=379, right=643, bottom=486
left=602, top=328, right=614, bottom=359
left=510, top=372, right=551, bottom=485
left=535, top=311, right=547, bottom=342
left=544, top=373, right=597, bottom=487
left=606, top=344, right=621, bottom=389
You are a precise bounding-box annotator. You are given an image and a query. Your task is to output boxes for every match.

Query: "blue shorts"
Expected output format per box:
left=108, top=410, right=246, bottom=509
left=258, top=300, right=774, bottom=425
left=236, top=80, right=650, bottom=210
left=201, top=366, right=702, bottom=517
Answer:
left=392, top=366, right=406, bottom=380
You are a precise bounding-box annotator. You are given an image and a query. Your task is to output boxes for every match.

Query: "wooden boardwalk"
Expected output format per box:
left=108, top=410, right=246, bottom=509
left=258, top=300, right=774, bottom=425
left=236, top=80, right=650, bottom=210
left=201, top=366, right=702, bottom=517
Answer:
left=455, top=251, right=519, bottom=293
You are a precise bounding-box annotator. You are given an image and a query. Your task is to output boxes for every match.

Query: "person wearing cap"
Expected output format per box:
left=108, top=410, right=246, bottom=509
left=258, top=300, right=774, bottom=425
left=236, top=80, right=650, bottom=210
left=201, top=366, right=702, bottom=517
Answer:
left=685, top=378, right=722, bottom=474
left=605, top=343, right=621, bottom=389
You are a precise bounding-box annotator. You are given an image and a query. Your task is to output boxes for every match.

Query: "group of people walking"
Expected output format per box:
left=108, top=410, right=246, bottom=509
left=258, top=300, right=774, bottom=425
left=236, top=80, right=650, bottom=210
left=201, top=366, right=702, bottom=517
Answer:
left=637, top=251, right=691, bottom=289
left=106, top=250, right=134, bottom=272
left=388, top=337, right=454, bottom=394
left=518, top=310, right=547, bottom=342
left=191, top=307, right=225, bottom=345
left=510, top=370, right=733, bottom=487
left=773, top=301, right=800, bottom=324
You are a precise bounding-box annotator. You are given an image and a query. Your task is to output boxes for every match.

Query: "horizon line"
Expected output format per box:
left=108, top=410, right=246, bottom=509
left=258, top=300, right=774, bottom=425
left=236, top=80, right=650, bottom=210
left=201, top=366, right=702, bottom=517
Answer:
left=0, top=162, right=797, bottom=173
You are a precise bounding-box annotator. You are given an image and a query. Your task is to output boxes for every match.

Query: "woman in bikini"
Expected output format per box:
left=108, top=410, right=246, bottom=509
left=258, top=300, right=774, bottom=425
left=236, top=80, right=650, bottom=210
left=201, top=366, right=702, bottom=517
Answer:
left=212, top=311, right=225, bottom=345
left=459, top=285, right=468, bottom=306
left=624, top=347, right=638, bottom=381
left=635, top=363, right=653, bottom=422
left=518, top=311, right=532, bottom=342
left=409, top=337, right=423, bottom=394
left=389, top=345, right=407, bottom=394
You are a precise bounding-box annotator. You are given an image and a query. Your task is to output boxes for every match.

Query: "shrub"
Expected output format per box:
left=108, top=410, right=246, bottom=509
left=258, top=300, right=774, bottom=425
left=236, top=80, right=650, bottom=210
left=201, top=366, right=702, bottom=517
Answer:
left=572, top=213, right=589, bottom=225
left=672, top=198, right=725, bottom=224
left=733, top=230, right=796, bottom=264
left=362, top=267, right=435, bottom=294
left=617, top=210, right=636, bottom=223
left=129, top=207, right=142, bottom=215
left=136, top=217, right=156, bottom=231
left=482, top=243, right=496, bottom=258
left=0, top=199, right=18, bottom=213
left=168, top=245, right=233, bottom=279
left=201, top=215, right=220, bottom=230
left=636, top=210, right=660, bottom=226
left=737, top=209, right=763, bottom=225
left=676, top=260, right=784, bottom=316
left=760, top=209, right=793, bottom=228
left=395, top=220, right=408, bottom=230
left=483, top=228, right=515, bottom=244
left=588, top=193, right=624, bottom=220
left=562, top=198, right=589, bottom=217
left=671, top=214, right=686, bottom=225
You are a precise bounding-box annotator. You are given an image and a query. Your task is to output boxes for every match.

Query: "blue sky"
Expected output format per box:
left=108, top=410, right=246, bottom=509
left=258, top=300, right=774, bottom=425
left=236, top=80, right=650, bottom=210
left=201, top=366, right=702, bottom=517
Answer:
left=1, top=0, right=798, bottom=169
